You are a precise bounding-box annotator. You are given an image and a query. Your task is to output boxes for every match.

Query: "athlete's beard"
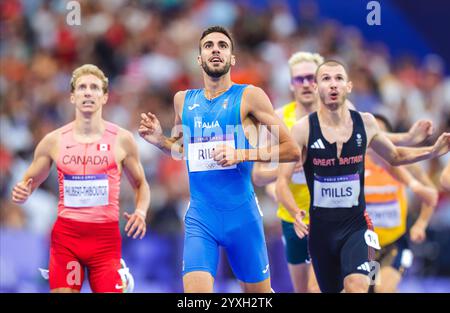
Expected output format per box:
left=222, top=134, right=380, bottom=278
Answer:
left=201, top=59, right=231, bottom=78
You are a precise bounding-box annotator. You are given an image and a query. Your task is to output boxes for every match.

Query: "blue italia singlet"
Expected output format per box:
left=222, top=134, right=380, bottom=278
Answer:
left=181, top=84, right=270, bottom=283
left=182, top=84, right=255, bottom=208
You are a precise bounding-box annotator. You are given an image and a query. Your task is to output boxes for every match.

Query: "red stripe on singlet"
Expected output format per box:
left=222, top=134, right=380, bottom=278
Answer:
left=364, top=210, right=376, bottom=261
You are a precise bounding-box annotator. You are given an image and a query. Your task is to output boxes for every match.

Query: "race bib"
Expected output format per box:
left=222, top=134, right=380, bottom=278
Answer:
left=313, top=173, right=360, bottom=208
left=63, top=174, right=109, bottom=207
left=364, top=229, right=381, bottom=250
left=366, top=200, right=401, bottom=228
left=188, top=135, right=236, bottom=172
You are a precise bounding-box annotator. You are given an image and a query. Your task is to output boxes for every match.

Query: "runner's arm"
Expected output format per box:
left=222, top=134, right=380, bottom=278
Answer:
left=121, top=130, right=151, bottom=239
left=121, top=131, right=151, bottom=218
left=275, top=117, right=309, bottom=218
left=139, top=91, right=185, bottom=159
left=364, top=113, right=450, bottom=166
left=11, top=133, right=55, bottom=203
left=385, top=119, right=433, bottom=146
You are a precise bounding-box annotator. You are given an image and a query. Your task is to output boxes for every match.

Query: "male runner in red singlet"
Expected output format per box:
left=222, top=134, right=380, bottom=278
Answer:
left=11, top=64, right=151, bottom=293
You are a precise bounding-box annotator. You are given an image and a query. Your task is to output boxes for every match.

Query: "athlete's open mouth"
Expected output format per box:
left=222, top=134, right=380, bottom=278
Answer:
left=82, top=100, right=95, bottom=105
left=329, top=91, right=339, bottom=100
left=209, top=56, right=223, bottom=63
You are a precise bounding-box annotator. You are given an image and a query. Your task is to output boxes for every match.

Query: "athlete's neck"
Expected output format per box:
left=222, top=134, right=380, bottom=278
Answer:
left=203, top=74, right=233, bottom=100
left=74, top=112, right=105, bottom=138
left=318, top=102, right=349, bottom=127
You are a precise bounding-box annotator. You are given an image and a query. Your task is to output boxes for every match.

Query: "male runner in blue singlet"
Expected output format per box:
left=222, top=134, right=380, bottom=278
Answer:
left=139, top=26, right=300, bottom=293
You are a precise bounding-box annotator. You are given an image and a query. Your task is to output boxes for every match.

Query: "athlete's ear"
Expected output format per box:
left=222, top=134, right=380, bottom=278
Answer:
left=70, top=93, right=75, bottom=105
left=197, top=55, right=202, bottom=66
left=231, top=54, right=236, bottom=66
left=102, top=93, right=108, bottom=105
left=347, top=80, right=353, bottom=94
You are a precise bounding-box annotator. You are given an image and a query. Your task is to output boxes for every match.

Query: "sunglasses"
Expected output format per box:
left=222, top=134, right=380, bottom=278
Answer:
left=291, top=74, right=315, bottom=86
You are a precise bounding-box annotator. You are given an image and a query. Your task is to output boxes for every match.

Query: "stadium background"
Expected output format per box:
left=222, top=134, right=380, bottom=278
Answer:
left=0, top=0, right=449, bottom=292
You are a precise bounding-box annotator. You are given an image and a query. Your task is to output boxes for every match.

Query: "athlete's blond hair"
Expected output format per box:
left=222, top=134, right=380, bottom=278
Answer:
left=288, top=52, right=324, bottom=70
left=70, top=64, right=109, bottom=94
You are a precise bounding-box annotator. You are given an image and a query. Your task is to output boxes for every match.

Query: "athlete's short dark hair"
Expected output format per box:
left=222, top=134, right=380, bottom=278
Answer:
left=199, top=26, right=234, bottom=52
left=315, top=60, right=348, bottom=82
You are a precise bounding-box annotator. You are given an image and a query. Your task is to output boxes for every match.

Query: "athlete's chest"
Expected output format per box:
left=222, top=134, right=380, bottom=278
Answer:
left=185, top=96, right=237, bottom=125
left=184, top=93, right=245, bottom=173
left=60, top=144, right=114, bottom=168
left=309, top=122, right=365, bottom=168
left=320, top=122, right=353, bottom=158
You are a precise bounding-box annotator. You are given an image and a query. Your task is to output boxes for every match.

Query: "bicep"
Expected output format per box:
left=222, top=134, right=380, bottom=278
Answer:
left=245, top=87, right=291, bottom=139
left=173, top=91, right=185, bottom=126
left=252, top=104, right=284, bottom=127
left=291, top=118, right=309, bottom=162
left=28, top=136, right=54, bottom=175
left=20, top=135, right=54, bottom=189
left=364, top=113, right=397, bottom=161
left=291, top=122, right=308, bottom=149
left=369, top=132, right=398, bottom=162
left=172, top=91, right=185, bottom=140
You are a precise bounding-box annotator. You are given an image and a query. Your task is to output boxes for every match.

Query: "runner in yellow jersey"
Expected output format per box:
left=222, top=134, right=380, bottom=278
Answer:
left=365, top=114, right=438, bottom=292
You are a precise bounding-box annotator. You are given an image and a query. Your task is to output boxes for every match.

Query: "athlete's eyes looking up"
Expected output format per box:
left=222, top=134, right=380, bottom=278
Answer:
left=203, top=41, right=229, bottom=50
left=77, top=83, right=101, bottom=91
left=319, top=75, right=345, bottom=82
